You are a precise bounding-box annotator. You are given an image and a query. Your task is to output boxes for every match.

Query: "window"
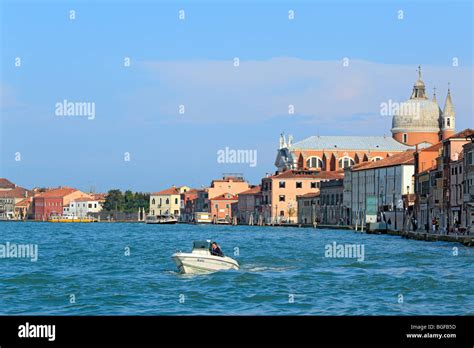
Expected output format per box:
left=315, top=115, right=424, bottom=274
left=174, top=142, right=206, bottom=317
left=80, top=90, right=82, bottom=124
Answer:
left=88, top=204, right=92, bottom=208
left=296, top=182, right=302, bottom=189
left=279, top=195, right=285, bottom=202
left=371, top=157, right=383, bottom=162
left=279, top=181, right=285, bottom=188
left=311, top=182, right=317, bottom=189
left=152, top=198, right=156, bottom=205
left=215, top=204, right=218, bottom=209
left=280, top=210, right=284, bottom=216
left=403, top=133, right=408, bottom=143
left=338, top=157, right=355, bottom=169
left=459, top=166, right=462, bottom=174
left=467, top=151, right=474, bottom=165
left=175, top=198, right=178, bottom=204
left=226, top=204, right=229, bottom=208
left=166, top=198, right=169, bottom=204
left=306, top=156, right=323, bottom=169
left=447, top=118, right=450, bottom=127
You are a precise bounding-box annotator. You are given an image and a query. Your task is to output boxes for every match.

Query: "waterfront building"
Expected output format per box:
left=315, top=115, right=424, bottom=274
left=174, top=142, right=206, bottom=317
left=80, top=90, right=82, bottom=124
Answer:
left=261, top=170, right=343, bottom=224
left=462, top=140, right=474, bottom=232
left=180, top=188, right=199, bottom=222
left=296, top=192, right=320, bottom=225
left=33, top=187, right=93, bottom=220
left=149, top=186, right=188, bottom=217
left=318, top=179, right=345, bottom=225
left=391, top=67, right=456, bottom=146
left=413, top=129, right=473, bottom=232
left=0, top=186, right=33, bottom=220
left=210, top=193, right=238, bottom=223
left=439, top=129, right=474, bottom=231
left=64, top=197, right=102, bottom=218
left=235, top=185, right=262, bottom=224
left=0, top=178, right=16, bottom=191
left=207, top=174, right=249, bottom=199
left=14, top=197, right=34, bottom=220
left=449, top=154, right=464, bottom=229
left=194, top=188, right=210, bottom=214
left=343, top=151, right=415, bottom=230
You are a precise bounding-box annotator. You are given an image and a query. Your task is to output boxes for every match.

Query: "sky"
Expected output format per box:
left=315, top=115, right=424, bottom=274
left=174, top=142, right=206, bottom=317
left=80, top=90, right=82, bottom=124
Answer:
left=0, top=0, right=473, bottom=193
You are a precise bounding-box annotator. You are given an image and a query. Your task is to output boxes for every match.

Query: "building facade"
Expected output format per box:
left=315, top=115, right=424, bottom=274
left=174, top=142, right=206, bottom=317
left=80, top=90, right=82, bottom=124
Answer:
left=64, top=197, right=102, bottom=218
left=343, top=151, right=415, bottom=230
left=149, top=186, right=189, bottom=217
left=235, top=185, right=262, bottom=224
left=296, top=192, right=320, bottom=225
left=462, top=141, right=474, bottom=232
left=319, top=179, right=345, bottom=225
left=210, top=193, right=238, bottom=222
left=261, top=170, right=343, bottom=224
left=33, top=187, right=92, bottom=220
left=207, top=175, right=249, bottom=199
left=0, top=186, right=32, bottom=220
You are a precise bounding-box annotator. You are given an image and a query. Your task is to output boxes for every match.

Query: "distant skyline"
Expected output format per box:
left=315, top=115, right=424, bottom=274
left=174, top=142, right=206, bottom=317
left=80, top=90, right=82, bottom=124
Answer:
left=1, top=0, right=473, bottom=192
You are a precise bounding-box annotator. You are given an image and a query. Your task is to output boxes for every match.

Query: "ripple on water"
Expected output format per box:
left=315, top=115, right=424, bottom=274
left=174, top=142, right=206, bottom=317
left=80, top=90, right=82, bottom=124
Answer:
left=0, top=222, right=472, bottom=315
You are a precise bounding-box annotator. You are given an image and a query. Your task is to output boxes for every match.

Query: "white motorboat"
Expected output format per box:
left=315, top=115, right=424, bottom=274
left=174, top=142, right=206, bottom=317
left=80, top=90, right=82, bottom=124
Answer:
left=171, top=240, right=239, bottom=274
left=145, top=215, right=178, bottom=224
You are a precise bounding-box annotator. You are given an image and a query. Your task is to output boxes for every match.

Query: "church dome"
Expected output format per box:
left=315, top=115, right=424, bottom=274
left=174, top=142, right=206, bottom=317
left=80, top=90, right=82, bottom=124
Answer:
left=391, top=98, right=441, bottom=133
left=391, top=66, right=441, bottom=134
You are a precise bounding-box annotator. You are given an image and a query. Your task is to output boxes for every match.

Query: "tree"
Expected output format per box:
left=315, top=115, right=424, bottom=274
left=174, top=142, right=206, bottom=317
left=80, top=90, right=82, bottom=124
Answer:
left=103, top=189, right=124, bottom=212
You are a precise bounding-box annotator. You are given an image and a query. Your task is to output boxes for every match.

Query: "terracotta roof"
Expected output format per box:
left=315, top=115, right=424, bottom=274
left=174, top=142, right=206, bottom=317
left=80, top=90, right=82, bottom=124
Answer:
left=0, top=178, right=16, bottom=189
left=34, top=187, right=78, bottom=198
left=151, top=187, right=180, bottom=196
left=15, top=197, right=33, bottom=207
left=270, top=170, right=344, bottom=180
left=297, top=192, right=320, bottom=199
left=90, top=193, right=107, bottom=201
left=352, top=150, right=415, bottom=171
left=445, top=128, right=474, bottom=140
left=0, top=187, right=33, bottom=198
left=210, top=194, right=238, bottom=201
left=73, top=197, right=97, bottom=202
left=239, top=185, right=261, bottom=195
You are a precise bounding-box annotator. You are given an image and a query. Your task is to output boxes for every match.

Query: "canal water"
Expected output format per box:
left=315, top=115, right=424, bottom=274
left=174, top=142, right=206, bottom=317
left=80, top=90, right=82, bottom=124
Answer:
left=0, top=222, right=472, bottom=315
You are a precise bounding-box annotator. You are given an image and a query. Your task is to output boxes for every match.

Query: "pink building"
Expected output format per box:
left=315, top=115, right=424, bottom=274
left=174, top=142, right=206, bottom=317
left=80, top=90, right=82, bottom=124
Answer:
left=210, top=193, right=238, bottom=223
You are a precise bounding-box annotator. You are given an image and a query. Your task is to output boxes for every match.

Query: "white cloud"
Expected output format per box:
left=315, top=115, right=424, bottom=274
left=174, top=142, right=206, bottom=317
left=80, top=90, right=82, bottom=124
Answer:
left=137, top=58, right=472, bottom=130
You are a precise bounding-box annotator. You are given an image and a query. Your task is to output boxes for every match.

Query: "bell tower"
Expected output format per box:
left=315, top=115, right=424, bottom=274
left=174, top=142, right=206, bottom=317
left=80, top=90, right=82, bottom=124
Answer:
left=440, top=84, right=455, bottom=140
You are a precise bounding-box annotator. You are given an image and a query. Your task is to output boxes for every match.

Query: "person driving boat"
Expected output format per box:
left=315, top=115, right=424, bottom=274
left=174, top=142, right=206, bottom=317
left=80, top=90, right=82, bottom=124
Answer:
left=210, top=242, right=224, bottom=257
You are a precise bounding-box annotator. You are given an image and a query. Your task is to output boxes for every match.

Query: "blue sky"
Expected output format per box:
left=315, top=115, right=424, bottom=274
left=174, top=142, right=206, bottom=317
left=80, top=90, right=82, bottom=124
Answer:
left=1, top=0, right=473, bottom=192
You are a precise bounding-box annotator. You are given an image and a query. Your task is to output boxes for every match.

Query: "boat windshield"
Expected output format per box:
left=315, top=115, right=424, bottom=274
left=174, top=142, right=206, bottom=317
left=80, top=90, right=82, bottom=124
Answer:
left=192, top=241, right=211, bottom=250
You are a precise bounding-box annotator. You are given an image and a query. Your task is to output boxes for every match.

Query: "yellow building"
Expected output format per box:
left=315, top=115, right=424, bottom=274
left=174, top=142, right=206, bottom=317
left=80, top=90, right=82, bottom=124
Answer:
left=149, top=186, right=189, bottom=217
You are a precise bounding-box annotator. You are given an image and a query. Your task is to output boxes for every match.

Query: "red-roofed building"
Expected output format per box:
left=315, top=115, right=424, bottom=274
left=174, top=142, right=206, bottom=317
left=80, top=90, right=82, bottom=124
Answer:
left=180, top=188, right=199, bottom=222
left=149, top=185, right=189, bottom=218
left=0, top=186, right=33, bottom=220
left=209, top=193, right=238, bottom=223
left=261, top=169, right=344, bottom=223
left=0, top=178, right=16, bottom=191
left=413, top=129, right=474, bottom=232
left=208, top=174, right=249, bottom=199
left=33, top=187, right=92, bottom=220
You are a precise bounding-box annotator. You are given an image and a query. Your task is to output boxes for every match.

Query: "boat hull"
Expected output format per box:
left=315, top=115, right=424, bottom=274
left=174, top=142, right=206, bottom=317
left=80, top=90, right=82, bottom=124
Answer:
left=172, top=253, right=239, bottom=274
left=145, top=220, right=177, bottom=224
